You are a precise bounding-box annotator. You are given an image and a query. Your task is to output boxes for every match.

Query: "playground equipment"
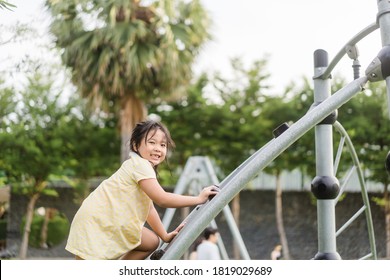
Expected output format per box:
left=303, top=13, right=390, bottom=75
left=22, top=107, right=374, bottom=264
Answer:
left=160, top=156, right=250, bottom=260
left=152, top=0, right=390, bottom=260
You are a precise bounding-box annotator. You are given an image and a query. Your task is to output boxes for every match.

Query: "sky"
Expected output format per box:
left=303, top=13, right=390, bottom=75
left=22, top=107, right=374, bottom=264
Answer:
left=0, top=0, right=383, bottom=95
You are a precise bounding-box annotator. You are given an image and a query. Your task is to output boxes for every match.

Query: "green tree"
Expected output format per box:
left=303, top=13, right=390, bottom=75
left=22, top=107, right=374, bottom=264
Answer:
left=338, top=81, right=390, bottom=258
left=149, top=74, right=216, bottom=184
left=286, top=78, right=316, bottom=180
left=208, top=58, right=272, bottom=173
left=60, top=99, right=119, bottom=179
left=149, top=58, right=272, bottom=181
left=46, top=0, right=211, bottom=162
left=0, top=1, right=15, bottom=10
left=0, top=73, right=76, bottom=259
left=0, top=72, right=121, bottom=258
left=59, top=97, right=120, bottom=204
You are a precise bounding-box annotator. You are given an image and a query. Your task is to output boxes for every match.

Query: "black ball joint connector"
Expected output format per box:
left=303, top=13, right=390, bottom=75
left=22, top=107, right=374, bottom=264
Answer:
left=366, top=46, right=390, bottom=178
left=311, top=175, right=340, bottom=200
left=366, top=45, right=390, bottom=82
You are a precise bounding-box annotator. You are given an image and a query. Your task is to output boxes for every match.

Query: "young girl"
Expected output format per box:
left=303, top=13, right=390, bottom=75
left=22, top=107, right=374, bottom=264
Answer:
left=65, top=120, right=218, bottom=260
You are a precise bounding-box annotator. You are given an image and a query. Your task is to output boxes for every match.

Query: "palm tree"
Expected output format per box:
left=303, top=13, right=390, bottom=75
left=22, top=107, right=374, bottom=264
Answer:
left=0, top=1, right=15, bottom=10
left=46, top=0, right=211, bottom=161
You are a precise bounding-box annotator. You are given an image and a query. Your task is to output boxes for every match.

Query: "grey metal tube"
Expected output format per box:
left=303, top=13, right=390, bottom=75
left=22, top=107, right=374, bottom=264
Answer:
left=333, top=121, right=377, bottom=259
left=316, top=23, right=378, bottom=80
left=377, top=0, right=390, bottom=118
left=160, top=156, right=250, bottom=260
left=313, top=49, right=339, bottom=258
left=203, top=158, right=251, bottom=260
left=161, top=76, right=367, bottom=260
left=377, top=0, right=390, bottom=46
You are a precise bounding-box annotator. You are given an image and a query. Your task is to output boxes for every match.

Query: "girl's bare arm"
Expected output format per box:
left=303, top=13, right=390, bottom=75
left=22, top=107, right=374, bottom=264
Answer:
left=139, top=178, right=217, bottom=208
left=146, top=204, right=184, bottom=243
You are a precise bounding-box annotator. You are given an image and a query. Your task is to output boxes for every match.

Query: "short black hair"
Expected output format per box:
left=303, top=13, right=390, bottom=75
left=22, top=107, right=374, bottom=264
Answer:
left=203, top=227, right=218, bottom=240
left=130, top=120, right=175, bottom=155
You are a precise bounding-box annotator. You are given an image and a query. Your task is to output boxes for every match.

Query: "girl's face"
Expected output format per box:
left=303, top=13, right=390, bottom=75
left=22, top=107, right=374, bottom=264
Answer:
left=137, top=128, right=167, bottom=166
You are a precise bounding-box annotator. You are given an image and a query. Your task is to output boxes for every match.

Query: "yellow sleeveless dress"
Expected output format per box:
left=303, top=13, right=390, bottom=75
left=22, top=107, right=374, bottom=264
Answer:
left=65, top=152, right=156, bottom=259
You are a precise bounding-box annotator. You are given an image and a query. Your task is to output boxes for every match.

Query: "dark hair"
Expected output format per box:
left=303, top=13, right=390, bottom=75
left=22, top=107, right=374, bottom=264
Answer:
left=203, top=227, right=218, bottom=240
left=191, top=237, right=204, bottom=251
left=130, top=120, right=175, bottom=164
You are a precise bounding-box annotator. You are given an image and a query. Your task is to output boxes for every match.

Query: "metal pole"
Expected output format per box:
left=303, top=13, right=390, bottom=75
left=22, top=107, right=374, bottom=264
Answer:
left=159, top=156, right=250, bottom=260
left=202, top=157, right=251, bottom=260
left=333, top=121, right=377, bottom=259
left=377, top=0, right=390, bottom=118
left=377, top=0, right=390, bottom=46
left=311, top=50, right=341, bottom=259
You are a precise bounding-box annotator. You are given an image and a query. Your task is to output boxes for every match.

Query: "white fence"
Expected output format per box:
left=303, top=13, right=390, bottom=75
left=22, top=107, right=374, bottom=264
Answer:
left=248, top=169, right=384, bottom=193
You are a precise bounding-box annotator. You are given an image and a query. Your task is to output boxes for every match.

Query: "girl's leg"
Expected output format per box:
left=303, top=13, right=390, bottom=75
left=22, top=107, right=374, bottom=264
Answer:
left=120, top=227, right=160, bottom=260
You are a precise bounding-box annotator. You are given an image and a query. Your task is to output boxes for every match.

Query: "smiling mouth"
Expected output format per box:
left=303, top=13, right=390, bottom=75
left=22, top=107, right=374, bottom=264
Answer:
left=151, top=154, right=161, bottom=160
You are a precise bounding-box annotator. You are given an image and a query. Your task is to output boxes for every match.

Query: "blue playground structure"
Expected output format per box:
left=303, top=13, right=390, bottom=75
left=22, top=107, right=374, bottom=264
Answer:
left=152, top=0, right=390, bottom=260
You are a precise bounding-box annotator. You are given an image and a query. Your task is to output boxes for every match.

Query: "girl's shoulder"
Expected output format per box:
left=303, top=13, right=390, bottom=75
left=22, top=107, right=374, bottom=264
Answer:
left=125, top=152, right=156, bottom=180
left=126, top=152, right=154, bottom=169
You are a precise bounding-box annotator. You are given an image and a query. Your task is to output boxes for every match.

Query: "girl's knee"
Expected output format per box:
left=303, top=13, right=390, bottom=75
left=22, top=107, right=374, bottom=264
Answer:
left=140, top=227, right=160, bottom=252
left=149, top=233, right=160, bottom=251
